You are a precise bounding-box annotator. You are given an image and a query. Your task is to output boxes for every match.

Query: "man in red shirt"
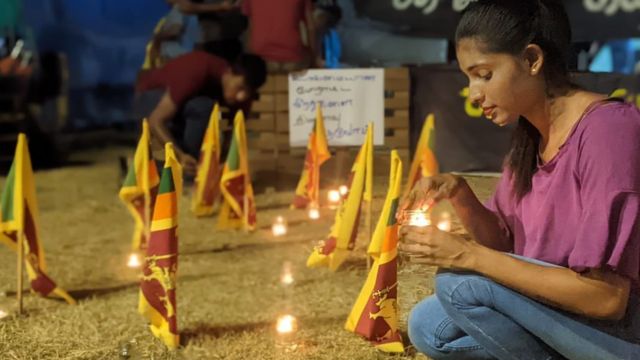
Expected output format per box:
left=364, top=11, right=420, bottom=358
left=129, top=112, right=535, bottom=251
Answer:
left=134, top=49, right=266, bottom=175
left=241, top=0, right=319, bottom=72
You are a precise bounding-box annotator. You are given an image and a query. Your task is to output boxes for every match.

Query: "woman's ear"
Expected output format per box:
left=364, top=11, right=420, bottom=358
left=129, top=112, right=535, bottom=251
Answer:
left=524, top=44, right=544, bottom=76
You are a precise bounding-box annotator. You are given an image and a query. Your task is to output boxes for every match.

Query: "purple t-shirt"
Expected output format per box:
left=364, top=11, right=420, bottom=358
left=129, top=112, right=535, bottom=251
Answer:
left=486, top=101, right=640, bottom=282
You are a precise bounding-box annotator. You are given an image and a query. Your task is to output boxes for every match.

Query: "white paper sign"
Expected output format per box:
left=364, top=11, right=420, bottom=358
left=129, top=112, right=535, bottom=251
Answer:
left=288, top=69, right=384, bottom=147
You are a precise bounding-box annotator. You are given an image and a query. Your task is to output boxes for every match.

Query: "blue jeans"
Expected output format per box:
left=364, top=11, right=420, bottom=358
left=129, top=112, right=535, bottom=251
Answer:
left=133, top=89, right=214, bottom=159
left=408, top=255, right=640, bottom=360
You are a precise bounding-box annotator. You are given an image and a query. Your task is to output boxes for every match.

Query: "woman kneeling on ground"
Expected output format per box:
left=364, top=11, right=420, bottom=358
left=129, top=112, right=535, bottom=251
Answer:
left=399, top=1, right=640, bottom=359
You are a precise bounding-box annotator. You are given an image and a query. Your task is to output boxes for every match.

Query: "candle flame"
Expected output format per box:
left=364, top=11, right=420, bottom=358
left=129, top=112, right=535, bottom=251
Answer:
left=338, top=185, right=348, bottom=196
left=281, top=272, right=294, bottom=285
left=276, top=314, right=297, bottom=334
left=308, top=208, right=320, bottom=220
left=327, top=190, right=341, bottom=203
left=408, top=212, right=431, bottom=227
left=127, top=253, right=141, bottom=268
left=0, top=309, right=8, bottom=319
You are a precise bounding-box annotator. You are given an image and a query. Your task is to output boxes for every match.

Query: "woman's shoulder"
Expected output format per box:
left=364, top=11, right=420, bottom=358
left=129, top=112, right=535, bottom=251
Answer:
left=576, top=99, right=640, bottom=142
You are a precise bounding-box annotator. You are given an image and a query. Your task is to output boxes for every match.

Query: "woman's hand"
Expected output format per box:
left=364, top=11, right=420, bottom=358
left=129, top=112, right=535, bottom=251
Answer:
left=398, top=225, right=479, bottom=270
left=397, top=174, right=466, bottom=222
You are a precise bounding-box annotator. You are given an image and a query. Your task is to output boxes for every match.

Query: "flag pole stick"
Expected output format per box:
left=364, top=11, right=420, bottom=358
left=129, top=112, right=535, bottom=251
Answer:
left=243, top=174, right=250, bottom=232
left=366, top=199, right=372, bottom=270
left=17, top=228, right=24, bottom=314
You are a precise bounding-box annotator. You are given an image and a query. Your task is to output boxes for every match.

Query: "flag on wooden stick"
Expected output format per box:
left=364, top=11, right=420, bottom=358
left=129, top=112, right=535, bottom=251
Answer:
left=0, top=134, right=76, bottom=305
left=119, top=120, right=160, bottom=250
left=191, top=103, right=222, bottom=216
left=291, top=104, right=331, bottom=209
left=139, top=142, right=182, bottom=349
left=306, top=123, right=373, bottom=271
left=404, top=113, right=438, bottom=197
left=217, top=111, right=256, bottom=231
left=345, top=150, right=404, bottom=353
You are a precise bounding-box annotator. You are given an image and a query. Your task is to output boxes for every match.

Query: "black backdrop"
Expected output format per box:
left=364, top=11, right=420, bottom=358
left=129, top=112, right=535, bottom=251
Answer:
left=354, top=0, right=640, bottom=41
left=410, top=66, right=640, bottom=172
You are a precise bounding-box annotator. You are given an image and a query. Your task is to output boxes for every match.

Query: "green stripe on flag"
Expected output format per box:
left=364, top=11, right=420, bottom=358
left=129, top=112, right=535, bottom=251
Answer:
left=0, top=162, right=16, bottom=223
left=122, top=165, right=137, bottom=187
left=158, top=167, right=175, bottom=194
left=226, top=132, right=240, bottom=171
left=386, top=198, right=399, bottom=226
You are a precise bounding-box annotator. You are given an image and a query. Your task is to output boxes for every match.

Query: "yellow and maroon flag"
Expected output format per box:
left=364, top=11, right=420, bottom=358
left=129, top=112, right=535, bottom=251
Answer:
left=0, top=134, right=76, bottom=305
left=291, top=105, right=331, bottom=209
left=191, top=103, right=222, bottom=216
left=306, top=123, right=373, bottom=271
left=119, top=120, right=160, bottom=251
left=345, top=150, right=404, bottom=353
left=139, top=142, right=182, bottom=349
left=217, top=111, right=257, bottom=231
left=404, top=113, right=438, bottom=197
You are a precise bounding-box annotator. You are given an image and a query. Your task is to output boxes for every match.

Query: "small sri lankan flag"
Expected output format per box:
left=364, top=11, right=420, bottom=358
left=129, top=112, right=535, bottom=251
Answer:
left=119, top=120, right=160, bottom=251
left=291, top=104, right=331, bottom=209
left=306, top=123, right=373, bottom=271
left=0, top=134, right=76, bottom=305
left=191, top=103, right=222, bottom=217
left=138, top=142, right=182, bottom=349
left=404, top=113, right=438, bottom=197
left=217, top=110, right=257, bottom=231
left=345, top=150, right=404, bottom=353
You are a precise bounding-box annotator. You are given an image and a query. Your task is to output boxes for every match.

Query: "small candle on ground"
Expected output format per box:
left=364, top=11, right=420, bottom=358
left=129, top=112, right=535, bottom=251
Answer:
left=272, top=216, right=287, bottom=236
left=308, top=207, right=320, bottom=220
left=127, top=253, right=141, bottom=268
left=276, top=314, right=297, bottom=334
left=327, top=190, right=341, bottom=204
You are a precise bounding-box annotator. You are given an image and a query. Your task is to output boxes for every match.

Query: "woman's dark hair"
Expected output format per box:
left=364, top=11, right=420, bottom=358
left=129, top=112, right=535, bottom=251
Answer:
left=232, top=54, right=267, bottom=99
left=455, top=0, right=573, bottom=199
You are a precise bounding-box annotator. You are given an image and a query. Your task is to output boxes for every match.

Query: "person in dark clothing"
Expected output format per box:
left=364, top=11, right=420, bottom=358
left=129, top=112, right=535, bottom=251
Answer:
left=133, top=50, right=266, bottom=175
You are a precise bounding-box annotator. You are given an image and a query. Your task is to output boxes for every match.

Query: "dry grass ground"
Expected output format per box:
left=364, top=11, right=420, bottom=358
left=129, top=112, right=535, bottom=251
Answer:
left=0, top=147, right=499, bottom=360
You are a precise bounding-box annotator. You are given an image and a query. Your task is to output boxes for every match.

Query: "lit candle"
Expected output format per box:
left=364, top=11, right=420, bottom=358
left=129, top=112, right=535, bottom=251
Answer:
left=406, top=210, right=431, bottom=227
left=272, top=216, right=288, bottom=236
left=327, top=190, right=341, bottom=204
left=280, top=261, right=294, bottom=285
left=308, top=207, right=320, bottom=220
left=339, top=185, right=348, bottom=196
left=127, top=253, right=141, bottom=268
left=276, top=314, right=297, bottom=334
left=436, top=212, right=452, bottom=232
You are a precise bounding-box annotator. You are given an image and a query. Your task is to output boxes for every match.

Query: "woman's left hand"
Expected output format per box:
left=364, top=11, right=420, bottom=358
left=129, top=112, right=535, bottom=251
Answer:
left=398, top=225, right=479, bottom=270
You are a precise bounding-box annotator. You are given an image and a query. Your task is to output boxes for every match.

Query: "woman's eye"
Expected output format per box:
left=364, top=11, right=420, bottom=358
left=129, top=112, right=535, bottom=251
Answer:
left=478, top=72, right=492, bottom=80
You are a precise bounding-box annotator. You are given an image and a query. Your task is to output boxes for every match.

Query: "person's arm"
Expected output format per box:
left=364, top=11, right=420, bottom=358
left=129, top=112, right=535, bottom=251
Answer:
left=304, top=0, right=320, bottom=67
left=399, top=227, right=631, bottom=320
left=176, top=0, right=236, bottom=15
left=148, top=91, right=198, bottom=174
left=450, top=178, right=513, bottom=252
left=399, top=174, right=512, bottom=252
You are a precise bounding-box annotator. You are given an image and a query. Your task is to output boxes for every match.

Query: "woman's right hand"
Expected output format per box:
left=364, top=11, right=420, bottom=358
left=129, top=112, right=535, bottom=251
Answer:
left=398, top=174, right=465, bottom=216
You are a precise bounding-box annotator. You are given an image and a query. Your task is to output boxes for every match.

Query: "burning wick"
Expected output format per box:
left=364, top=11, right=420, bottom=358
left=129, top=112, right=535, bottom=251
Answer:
left=308, top=207, right=320, bottom=220
left=327, top=190, right=341, bottom=204
left=276, top=314, right=297, bottom=334
left=280, top=261, right=294, bottom=285
left=436, top=212, right=452, bottom=232
left=0, top=309, right=8, bottom=319
left=272, top=216, right=288, bottom=236
left=406, top=210, right=431, bottom=227
left=127, top=253, right=141, bottom=268
left=338, top=185, right=348, bottom=196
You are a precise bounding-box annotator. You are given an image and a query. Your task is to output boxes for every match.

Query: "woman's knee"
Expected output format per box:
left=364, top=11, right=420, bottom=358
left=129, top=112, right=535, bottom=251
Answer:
left=435, top=271, right=496, bottom=310
left=408, top=296, right=463, bottom=359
